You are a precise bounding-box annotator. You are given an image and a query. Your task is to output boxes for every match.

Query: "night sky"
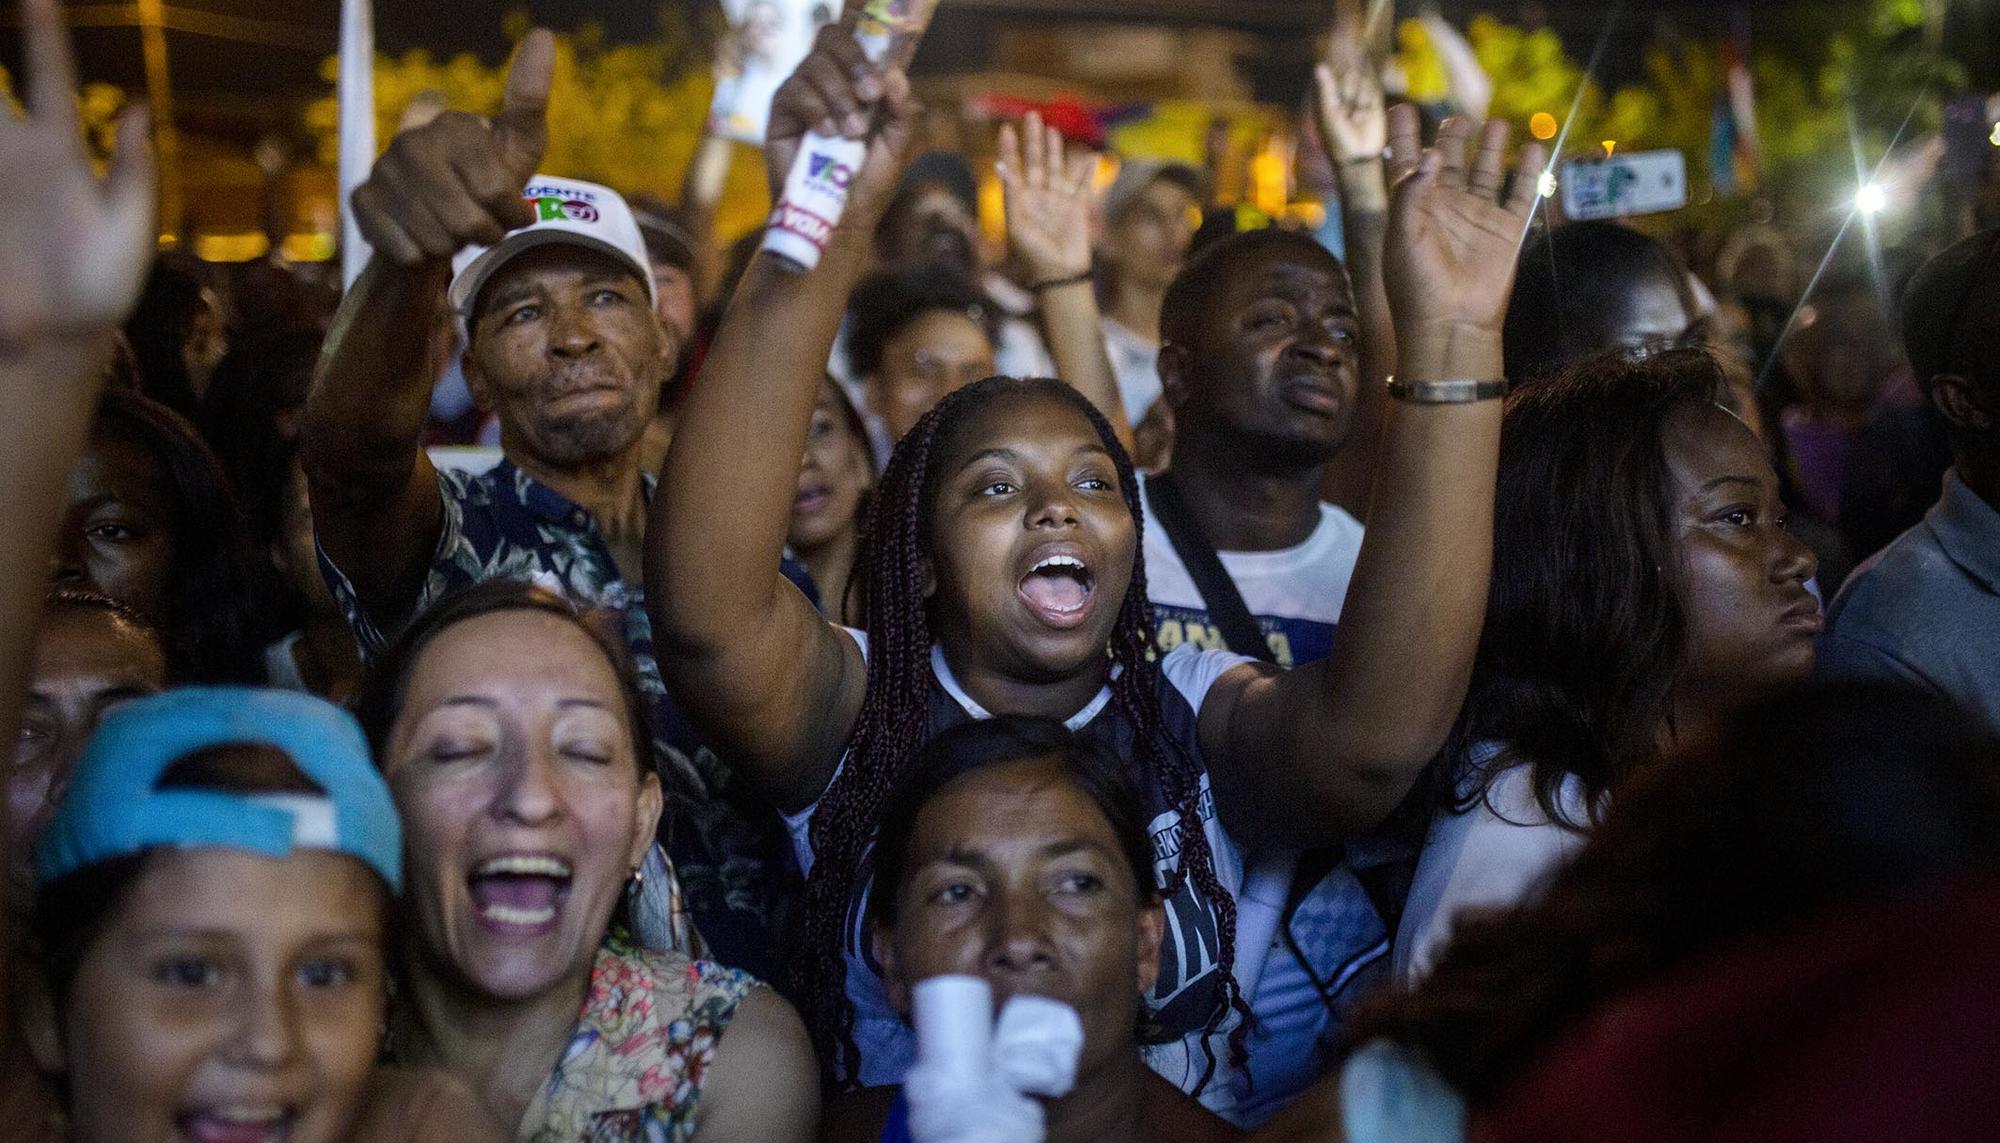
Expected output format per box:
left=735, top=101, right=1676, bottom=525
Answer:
left=4, top=0, right=1970, bottom=121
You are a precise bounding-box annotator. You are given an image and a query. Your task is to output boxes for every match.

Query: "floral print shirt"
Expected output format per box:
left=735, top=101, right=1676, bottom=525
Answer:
left=519, top=933, right=756, bottom=1142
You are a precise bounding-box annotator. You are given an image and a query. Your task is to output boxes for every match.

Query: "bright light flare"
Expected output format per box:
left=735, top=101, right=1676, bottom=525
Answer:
left=1537, top=170, right=1559, bottom=199
left=1855, top=182, right=1888, bottom=215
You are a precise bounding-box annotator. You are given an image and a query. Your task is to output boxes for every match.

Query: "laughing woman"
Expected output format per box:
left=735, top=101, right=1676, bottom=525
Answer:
left=650, top=21, right=1547, bottom=1122
left=354, top=580, right=818, bottom=1143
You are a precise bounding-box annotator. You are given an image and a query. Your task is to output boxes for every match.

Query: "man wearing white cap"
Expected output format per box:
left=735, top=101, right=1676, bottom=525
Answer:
left=302, top=33, right=785, bottom=971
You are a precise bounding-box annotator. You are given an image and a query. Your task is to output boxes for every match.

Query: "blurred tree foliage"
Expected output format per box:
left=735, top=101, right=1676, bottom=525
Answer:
left=1394, top=0, right=1962, bottom=232
left=304, top=6, right=777, bottom=241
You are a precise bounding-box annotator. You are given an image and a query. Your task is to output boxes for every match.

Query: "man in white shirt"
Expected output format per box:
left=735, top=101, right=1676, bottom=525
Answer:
left=1141, top=225, right=1381, bottom=1125
left=1144, top=227, right=1367, bottom=665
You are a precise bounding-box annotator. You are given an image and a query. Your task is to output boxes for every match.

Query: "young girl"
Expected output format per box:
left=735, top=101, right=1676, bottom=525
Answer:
left=23, top=687, right=504, bottom=1143
left=650, top=22, right=1546, bottom=1120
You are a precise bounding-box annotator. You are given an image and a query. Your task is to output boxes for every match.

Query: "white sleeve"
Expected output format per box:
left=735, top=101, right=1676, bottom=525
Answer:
left=1393, top=766, right=1589, bottom=982
left=1158, top=644, right=1258, bottom=713
left=779, top=626, right=870, bottom=877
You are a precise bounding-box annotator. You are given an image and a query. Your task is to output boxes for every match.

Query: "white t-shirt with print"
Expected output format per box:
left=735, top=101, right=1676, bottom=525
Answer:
left=1140, top=478, right=1366, bottom=669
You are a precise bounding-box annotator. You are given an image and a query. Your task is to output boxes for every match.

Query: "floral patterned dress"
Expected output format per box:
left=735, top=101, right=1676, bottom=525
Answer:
left=519, top=931, right=758, bottom=1143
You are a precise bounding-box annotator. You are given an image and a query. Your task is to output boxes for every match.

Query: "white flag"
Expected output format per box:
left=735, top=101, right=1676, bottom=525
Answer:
left=338, top=0, right=375, bottom=287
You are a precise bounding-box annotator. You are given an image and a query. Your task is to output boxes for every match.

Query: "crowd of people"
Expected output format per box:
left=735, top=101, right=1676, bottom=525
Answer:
left=3, top=0, right=1998, bottom=1139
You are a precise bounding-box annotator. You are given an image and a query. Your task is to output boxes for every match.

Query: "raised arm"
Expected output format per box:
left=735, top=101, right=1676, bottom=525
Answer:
left=1200, top=106, right=1546, bottom=845
left=998, top=113, right=1134, bottom=453
left=648, top=27, right=922, bottom=812
left=0, top=0, right=155, bottom=968
left=301, top=32, right=553, bottom=631
left=1313, top=16, right=1397, bottom=516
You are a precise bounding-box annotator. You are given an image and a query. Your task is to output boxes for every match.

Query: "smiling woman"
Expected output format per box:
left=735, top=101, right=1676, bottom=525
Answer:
left=352, top=579, right=819, bottom=1142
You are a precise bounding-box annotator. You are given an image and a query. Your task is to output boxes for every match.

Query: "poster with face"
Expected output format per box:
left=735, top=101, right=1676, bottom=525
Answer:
left=709, top=0, right=839, bottom=144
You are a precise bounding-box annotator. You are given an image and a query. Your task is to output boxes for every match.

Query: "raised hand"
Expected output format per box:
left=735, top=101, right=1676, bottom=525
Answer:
left=1314, top=19, right=1387, bottom=165
left=0, top=0, right=157, bottom=351
left=1381, top=104, right=1546, bottom=378
left=764, top=22, right=923, bottom=240
left=348, top=29, right=555, bottom=266
left=998, top=112, right=1096, bottom=285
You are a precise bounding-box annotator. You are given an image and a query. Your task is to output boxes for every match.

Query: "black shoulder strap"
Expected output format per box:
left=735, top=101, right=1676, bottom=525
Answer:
left=1145, top=471, right=1278, bottom=664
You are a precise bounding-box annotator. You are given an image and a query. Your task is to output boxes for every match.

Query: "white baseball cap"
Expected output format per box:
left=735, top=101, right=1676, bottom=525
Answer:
left=448, top=175, right=658, bottom=324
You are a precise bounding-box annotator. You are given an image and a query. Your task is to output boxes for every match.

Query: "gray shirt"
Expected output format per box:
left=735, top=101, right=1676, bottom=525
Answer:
left=1819, top=469, right=2000, bottom=733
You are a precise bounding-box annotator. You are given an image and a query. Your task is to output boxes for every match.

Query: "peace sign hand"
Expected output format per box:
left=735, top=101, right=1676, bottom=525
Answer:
left=998, top=112, right=1096, bottom=285
left=1381, top=105, right=1547, bottom=378
left=0, top=0, right=157, bottom=352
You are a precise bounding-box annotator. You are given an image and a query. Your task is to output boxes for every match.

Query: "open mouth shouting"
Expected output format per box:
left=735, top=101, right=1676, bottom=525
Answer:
left=468, top=853, right=572, bottom=936
left=1017, top=546, right=1097, bottom=630
left=794, top=481, right=833, bottom=516
left=177, top=1105, right=297, bottom=1143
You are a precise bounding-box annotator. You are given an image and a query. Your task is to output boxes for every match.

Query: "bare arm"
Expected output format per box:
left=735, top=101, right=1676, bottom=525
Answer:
left=301, top=32, right=553, bottom=630
left=694, top=987, right=821, bottom=1143
left=999, top=113, right=1134, bottom=452
left=678, top=131, right=733, bottom=303
left=1312, top=30, right=1396, bottom=516
left=0, top=0, right=155, bottom=1010
left=649, top=27, right=921, bottom=812
left=1200, top=108, right=1547, bottom=846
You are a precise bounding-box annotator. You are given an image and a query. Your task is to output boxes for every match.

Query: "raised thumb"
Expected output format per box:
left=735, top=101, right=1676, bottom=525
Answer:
left=493, top=29, right=555, bottom=180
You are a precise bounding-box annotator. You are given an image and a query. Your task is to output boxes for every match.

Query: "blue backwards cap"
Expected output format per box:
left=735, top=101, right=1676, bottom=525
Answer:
left=34, top=687, right=401, bottom=893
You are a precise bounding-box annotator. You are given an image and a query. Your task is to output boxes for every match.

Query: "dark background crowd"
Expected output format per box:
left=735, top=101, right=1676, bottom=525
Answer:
left=1, top=0, right=1998, bottom=1141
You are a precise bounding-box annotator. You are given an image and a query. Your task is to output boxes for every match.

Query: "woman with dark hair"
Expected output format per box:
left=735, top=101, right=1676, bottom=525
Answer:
left=825, top=716, right=1240, bottom=1142
left=352, top=578, right=819, bottom=1141
left=651, top=28, right=1546, bottom=1122
left=1264, top=684, right=2000, bottom=1143
left=54, top=389, right=264, bottom=683
left=789, top=376, right=877, bottom=623
left=1393, top=347, right=1821, bottom=980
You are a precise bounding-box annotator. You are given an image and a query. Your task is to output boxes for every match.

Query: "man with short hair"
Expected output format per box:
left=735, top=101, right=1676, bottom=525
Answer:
left=303, top=33, right=784, bottom=969
left=1148, top=228, right=1367, bottom=669
left=1820, top=229, right=2000, bottom=734
left=1143, top=226, right=1380, bottom=1125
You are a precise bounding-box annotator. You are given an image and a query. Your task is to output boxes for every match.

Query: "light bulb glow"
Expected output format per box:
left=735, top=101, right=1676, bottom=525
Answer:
left=1537, top=170, right=1558, bottom=199
left=1856, top=182, right=1888, bottom=215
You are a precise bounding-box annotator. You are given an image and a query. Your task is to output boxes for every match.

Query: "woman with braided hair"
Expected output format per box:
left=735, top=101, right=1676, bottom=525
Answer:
left=650, top=21, right=1548, bottom=1127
